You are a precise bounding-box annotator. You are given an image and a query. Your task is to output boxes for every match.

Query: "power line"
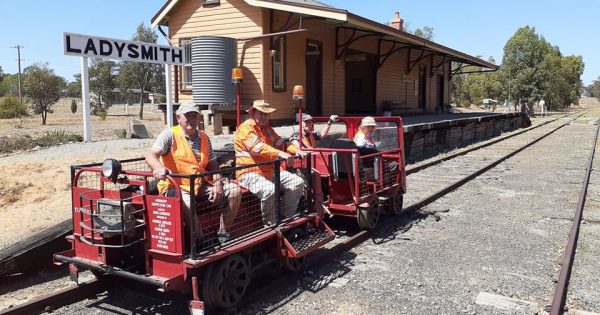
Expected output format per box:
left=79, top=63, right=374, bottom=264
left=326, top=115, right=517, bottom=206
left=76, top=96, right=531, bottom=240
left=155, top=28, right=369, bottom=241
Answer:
left=11, top=45, right=24, bottom=104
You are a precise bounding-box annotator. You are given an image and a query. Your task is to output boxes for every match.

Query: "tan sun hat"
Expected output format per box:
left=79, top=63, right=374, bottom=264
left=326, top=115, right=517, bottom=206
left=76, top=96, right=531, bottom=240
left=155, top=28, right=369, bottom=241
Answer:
left=359, top=116, right=377, bottom=127
left=247, top=99, right=276, bottom=113
left=176, top=104, right=200, bottom=115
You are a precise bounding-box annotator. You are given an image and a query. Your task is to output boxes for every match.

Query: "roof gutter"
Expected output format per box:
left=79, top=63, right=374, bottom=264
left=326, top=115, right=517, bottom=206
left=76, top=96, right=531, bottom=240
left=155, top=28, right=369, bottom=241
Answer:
left=243, top=0, right=347, bottom=21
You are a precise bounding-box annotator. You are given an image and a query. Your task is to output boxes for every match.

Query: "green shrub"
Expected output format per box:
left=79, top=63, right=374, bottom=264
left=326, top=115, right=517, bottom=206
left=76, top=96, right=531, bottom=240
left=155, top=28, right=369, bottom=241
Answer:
left=115, top=129, right=127, bottom=139
left=92, top=108, right=107, bottom=120
left=0, top=130, right=83, bottom=154
left=36, top=130, right=83, bottom=145
left=0, top=96, right=28, bottom=119
left=71, top=99, right=77, bottom=114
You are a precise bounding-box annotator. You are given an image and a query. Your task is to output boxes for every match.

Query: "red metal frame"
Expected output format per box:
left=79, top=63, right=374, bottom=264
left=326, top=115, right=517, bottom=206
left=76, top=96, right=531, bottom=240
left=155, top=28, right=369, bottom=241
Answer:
left=56, top=159, right=336, bottom=302
left=302, top=116, right=406, bottom=218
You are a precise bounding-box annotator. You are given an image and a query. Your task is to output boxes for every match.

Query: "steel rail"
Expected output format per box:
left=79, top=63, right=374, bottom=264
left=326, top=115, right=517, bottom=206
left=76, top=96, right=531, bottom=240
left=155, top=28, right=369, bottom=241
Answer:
left=550, top=118, right=600, bottom=315
left=0, top=278, right=109, bottom=315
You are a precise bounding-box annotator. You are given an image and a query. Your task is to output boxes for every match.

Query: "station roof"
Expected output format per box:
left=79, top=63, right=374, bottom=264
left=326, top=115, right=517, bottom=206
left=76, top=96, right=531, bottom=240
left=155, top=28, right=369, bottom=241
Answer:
left=151, top=0, right=497, bottom=71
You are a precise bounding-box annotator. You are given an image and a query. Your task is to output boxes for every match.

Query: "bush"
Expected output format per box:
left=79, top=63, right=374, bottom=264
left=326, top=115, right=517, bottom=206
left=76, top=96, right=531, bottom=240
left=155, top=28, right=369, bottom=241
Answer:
left=115, top=129, right=127, bottom=139
left=36, top=130, right=83, bottom=145
left=0, top=130, right=83, bottom=154
left=0, top=96, right=28, bottom=119
left=92, top=108, right=107, bottom=120
left=71, top=99, right=77, bottom=114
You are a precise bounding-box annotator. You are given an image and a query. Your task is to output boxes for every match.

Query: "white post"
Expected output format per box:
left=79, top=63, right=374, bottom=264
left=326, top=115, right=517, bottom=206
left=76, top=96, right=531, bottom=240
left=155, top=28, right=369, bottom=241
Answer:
left=165, top=64, right=174, bottom=127
left=80, top=57, right=91, bottom=142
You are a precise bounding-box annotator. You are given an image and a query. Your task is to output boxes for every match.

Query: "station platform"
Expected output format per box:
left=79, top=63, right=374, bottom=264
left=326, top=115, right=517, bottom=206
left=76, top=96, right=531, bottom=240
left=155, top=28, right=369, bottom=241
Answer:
left=398, top=111, right=531, bottom=163
left=160, top=104, right=532, bottom=164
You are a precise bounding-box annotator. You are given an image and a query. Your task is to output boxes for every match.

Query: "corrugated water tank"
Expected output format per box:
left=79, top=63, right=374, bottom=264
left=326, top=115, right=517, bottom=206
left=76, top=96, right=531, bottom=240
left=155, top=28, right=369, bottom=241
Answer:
left=191, top=36, right=237, bottom=105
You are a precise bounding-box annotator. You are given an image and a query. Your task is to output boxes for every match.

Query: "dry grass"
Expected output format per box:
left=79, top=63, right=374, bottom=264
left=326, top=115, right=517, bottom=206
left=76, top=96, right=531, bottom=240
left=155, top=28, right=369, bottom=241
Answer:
left=0, top=98, right=165, bottom=141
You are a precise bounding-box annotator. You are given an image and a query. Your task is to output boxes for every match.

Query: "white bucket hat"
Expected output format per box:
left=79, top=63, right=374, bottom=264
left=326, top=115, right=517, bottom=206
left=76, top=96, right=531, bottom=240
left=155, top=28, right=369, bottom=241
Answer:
left=359, top=116, right=377, bottom=127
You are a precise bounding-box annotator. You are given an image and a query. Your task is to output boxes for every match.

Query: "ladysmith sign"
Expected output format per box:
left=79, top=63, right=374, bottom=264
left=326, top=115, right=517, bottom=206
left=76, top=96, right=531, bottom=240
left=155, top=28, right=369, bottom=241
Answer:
left=63, top=32, right=183, bottom=142
left=63, top=32, right=184, bottom=65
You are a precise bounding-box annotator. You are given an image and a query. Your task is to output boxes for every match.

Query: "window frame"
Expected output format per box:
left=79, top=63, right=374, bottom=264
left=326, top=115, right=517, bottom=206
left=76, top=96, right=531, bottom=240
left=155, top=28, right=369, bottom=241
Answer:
left=271, top=36, right=287, bottom=92
left=179, top=37, right=193, bottom=92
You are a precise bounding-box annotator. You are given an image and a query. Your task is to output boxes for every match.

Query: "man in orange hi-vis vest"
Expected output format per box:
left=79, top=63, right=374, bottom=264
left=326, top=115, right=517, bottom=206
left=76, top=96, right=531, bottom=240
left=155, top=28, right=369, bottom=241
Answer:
left=234, top=100, right=307, bottom=225
left=146, top=104, right=241, bottom=244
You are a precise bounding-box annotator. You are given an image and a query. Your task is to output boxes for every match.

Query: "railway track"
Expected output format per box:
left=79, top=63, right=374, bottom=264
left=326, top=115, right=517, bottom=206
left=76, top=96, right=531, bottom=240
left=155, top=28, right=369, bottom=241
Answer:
left=232, top=111, right=589, bottom=313
left=550, top=116, right=600, bottom=315
left=0, top=111, right=588, bottom=314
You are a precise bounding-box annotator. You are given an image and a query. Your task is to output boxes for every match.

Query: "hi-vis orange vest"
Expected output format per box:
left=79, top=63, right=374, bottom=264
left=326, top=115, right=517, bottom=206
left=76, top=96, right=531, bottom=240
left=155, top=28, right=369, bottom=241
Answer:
left=157, top=125, right=211, bottom=195
left=234, top=118, right=298, bottom=180
left=353, top=129, right=376, bottom=147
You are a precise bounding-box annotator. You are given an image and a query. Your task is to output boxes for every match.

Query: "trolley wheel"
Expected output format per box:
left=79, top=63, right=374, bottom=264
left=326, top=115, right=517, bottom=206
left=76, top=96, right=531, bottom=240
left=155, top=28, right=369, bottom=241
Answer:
left=388, top=194, right=404, bottom=216
left=356, top=205, right=380, bottom=230
left=202, top=254, right=250, bottom=309
left=281, top=228, right=307, bottom=272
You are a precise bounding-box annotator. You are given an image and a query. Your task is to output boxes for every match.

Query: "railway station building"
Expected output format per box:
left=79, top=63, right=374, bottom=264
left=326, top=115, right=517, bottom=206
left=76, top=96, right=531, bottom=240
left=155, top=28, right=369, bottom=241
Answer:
left=151, top=0, right=497, bottom=124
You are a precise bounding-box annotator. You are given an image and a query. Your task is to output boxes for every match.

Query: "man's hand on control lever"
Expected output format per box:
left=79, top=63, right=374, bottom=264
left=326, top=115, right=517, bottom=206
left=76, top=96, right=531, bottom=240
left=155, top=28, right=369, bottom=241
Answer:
left=278, top=151, right=294, bottom=165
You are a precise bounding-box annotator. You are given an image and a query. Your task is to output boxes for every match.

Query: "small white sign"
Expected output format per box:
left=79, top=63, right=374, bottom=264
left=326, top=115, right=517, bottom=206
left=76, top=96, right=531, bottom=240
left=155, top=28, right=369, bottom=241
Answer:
left=63, top=32, right=184, bottom=65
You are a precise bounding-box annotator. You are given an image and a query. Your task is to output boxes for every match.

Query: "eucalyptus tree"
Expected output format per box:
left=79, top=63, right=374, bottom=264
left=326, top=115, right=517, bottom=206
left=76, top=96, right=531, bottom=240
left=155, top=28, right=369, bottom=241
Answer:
left=23, top=63, right=65, bottom=125
left=89, top=59, right=118, bottom=113
left=118, top=23, right=164, bottom=119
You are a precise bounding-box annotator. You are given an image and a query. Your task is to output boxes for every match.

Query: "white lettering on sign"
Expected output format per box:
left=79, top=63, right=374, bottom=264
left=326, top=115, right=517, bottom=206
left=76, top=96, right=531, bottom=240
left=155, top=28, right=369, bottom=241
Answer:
left=150, top=202, right=177, bottom=251
left=63, top=32, right=184, bottom=65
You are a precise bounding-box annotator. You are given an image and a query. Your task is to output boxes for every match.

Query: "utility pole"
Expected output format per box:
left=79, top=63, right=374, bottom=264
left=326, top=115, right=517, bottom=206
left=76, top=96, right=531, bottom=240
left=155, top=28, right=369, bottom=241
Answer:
left=12, top=45, right=23, bottom=104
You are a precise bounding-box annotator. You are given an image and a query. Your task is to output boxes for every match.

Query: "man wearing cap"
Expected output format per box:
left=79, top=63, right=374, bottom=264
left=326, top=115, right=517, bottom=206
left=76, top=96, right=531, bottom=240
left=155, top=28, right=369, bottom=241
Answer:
left=234, top=100, right=306, bottom=224
left=354, top=116, right=378, bottom=149
left=146, top=104, right=241, bottom=243
left=290, top=113, right=338, bottom=148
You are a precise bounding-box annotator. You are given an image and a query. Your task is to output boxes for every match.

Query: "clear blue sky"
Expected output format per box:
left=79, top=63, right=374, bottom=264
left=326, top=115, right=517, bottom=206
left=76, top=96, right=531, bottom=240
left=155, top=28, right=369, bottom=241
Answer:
left=1, top=0, right=598, bottom=85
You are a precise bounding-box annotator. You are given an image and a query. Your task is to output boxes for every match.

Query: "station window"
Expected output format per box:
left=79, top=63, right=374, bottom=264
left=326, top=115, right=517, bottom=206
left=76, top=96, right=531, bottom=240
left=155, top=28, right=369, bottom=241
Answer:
left=179, top=38, right=193, bottom=91
left=271, top=36, right=286, bottom=92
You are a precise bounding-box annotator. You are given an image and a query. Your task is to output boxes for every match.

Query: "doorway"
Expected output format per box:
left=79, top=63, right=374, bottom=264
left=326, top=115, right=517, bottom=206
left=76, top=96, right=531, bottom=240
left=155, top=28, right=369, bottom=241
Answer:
left=418, top=64, right=427, bottom=110
left=437, top=75, right=444, bottom=107
left=345, top=50, right=376, bottom=114
left=306, top=40, right=323, bottom=115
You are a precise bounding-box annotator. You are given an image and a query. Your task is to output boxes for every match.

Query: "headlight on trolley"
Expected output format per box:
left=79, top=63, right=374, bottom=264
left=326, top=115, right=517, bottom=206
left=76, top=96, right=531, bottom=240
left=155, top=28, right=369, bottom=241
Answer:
left=101, top=158, right=122, bottom=182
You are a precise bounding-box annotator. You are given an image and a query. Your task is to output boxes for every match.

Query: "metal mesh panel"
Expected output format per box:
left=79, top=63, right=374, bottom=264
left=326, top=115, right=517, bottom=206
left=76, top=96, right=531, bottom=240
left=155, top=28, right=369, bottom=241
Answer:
left=190, top=158, right=309, bottom=255
left=77, top=191, right=146, bottom=248
left=73, top=158, right=149, bottom=190
left=359, top=155, right=378, bottom=197
left=382, top=157, right=400, bottom=189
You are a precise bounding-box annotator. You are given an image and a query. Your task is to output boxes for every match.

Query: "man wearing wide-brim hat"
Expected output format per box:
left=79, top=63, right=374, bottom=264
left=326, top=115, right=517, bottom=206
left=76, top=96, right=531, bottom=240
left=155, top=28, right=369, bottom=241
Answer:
left=146, top=104, right=242, bottom=244
left=354, top=116, right=378, bottom=149
left=234, top=100, right=306, bottom=225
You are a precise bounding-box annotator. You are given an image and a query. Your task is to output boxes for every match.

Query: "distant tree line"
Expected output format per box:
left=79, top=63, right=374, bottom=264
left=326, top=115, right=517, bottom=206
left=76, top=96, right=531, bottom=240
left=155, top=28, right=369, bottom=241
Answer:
left=0, top=23, right=165, bottom=125
left=585, top=78, right=600, bottom=100
left=451, top=26, right=584, bottom=111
